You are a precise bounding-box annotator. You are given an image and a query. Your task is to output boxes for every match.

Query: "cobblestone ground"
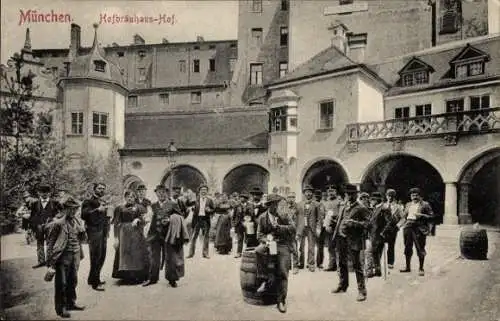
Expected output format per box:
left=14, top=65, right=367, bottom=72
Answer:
left=1, top=226, right=499, bottom=320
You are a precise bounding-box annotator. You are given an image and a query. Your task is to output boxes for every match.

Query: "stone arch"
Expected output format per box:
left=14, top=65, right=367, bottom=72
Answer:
left=458, top=147, right=500, bottom=225
left=360, top=152, right=445, bottom=222
left=161, top=164, right=207, bottom=193
left=300, top=158, right=349, bottom=193
left=222, top=164, right=270, bottom=194
left=123, top=174, right=144, bottom=192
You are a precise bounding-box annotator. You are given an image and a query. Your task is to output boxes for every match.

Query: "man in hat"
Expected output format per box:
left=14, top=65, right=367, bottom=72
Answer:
left=249, top=186, right=267, bottom=219
left=16, top=191, right=34, bottom=241
left=136, top=184, right=153, bottom=235
left=231, top=191, right=255, bottom=258
left=320, top=186, right=342, bottom=272
left=143, top=185, right=170, bottom=286
left=171, top=186, right=188, bottom=218
left=30, top=184, right=62, bottom=269
left=81, top=183, right=109, bottom=291
left=358, top=192, right=370, bottom=208
left=380, top=189, right=402, bottom=269
left=331, top=184, right=370, bottom=302
left=365, top=192, right=389, bottom=278
left=187, top=184, right=215, bottom=258
left=46, top=196, right=86, bottom=318
left=255, top=193, right=295, bottom=313
left=399, top=188, right=434, bottom=276
left=296, top=185, right=324, bottom=272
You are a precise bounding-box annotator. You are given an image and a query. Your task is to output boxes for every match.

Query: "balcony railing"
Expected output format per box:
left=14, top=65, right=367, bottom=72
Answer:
left=347, top=107, right=500, bottom=142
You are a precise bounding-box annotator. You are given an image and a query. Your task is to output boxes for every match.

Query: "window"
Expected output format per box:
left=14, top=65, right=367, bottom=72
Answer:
left=138, top=68, right=146, bottom=82
left=229, top=58, right=237, bottom=72
left=94, top=60, right=106, bottom=72
left=71, top=112, right=83, bottom=135
left=179, top=60, right=186, bottom=73
left=446, top=99, right=464, bottom=113
left=209, top=59, right=216, bottom=72
left=395, top=107, right=410, bottom=119
left=279, top=62, right=288, bottom=78
left=340, top=0, right=354, bottom=4
left=159, top=93, right=169, bottom=105
left=209, top=45, right=216, bottom=50
left=280, top=27, right=288, bottom=46
left=92, top=112, right=108, bottom=137
left=117, top=52, right=124, bottom=57
left=193, top=59, right=200, bottom=73
left=270, top=107, right=287, bottom=132
left=281, top=0, right=288, bottom=11
left=415, top=104, right=432, bottom=117
left=194, top=46, right=200, bottom=50
left=250, top=63, right=263, bottom=85
left=455, top=61, right=485, bottom=78
left=402, top=71, right=429, bottom=87
left=129, top=96, right=138, bottom=108
left=252, top=0, right=262, bottom=12
left=470, top=95, right=490, bottom=129
left=138, top=50, right=146, bottom=58
left=191, top=91, right=201, bottom=104
left=470, top=95, right=490, bottom=110
left=319, top=100, right=335, bottom=129
left=251, top=28, right=263, bottom=45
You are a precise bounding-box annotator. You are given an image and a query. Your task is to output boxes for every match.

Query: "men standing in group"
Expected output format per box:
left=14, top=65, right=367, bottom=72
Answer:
left=381, top=189, right=402, bottom=269
left=319, top=186, right=342, bottom=272
left=400, top=188, right=434, bottom=276
left=81, top=183, right=109, bottom=291
left=187, top=185, right=215, bottom=259
left=296, top=185, right=323, bottom=272
left=46, top=196, right=86, bottom=318
left=255, top=193, right=295, bottom=313
left=330, top=184, right=370, bottom=302
left=232, top=191, right=254, bottom=258
left=30, top=184, right=62, bottom=269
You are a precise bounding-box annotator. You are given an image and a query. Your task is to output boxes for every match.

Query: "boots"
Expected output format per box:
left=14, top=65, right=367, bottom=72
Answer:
left=418, top=256, right=425, bottom=276
left=400, top=255, right=411, bottom=273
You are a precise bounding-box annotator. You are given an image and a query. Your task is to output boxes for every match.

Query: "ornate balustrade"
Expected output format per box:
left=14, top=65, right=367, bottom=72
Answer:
left=347, top=107, right=500, bottom=143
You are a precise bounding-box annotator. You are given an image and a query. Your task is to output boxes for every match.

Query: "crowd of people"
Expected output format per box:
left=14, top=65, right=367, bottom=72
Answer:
left=15, top=181, right=435, bottom=316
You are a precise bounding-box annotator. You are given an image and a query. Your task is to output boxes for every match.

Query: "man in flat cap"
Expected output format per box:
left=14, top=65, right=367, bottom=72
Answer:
left=296, top=185, right=324, bottom=272
left=381, top=189, right=403, bottom=269
left=231, top=191, right=256, bottom=258
left=399, top=188, right=434, bottom=276
left=365, top=192, right=389, bottom=278
left=187, top=184, right=215, bottom=259
left=46, top=196, right=86, bottom=318
left=321, top=186, right=342, bottom=272
left=331, top=184, right=370, bottom=302
left=30, top=184, right=62, bottom=269
left=255, top=193, right=295, bottom=313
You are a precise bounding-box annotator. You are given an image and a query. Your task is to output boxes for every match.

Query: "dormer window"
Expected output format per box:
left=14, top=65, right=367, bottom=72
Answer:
left=397, top=57, right=434, bottom=87
left=450, top=44, right=489, bottom=79
left=402, top=71, right=429, bottom=86
left=94, top=60, right=106, bottom=72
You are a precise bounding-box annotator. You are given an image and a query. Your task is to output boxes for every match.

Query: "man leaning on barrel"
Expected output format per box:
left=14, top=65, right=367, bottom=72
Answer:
left=254, top=193, right=295, bottom=313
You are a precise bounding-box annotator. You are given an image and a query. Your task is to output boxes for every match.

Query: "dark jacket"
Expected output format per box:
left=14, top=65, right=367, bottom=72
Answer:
left=256, top=210, right=296, bottom=247
left=401, top=200, right=434, bottom=236
left=368, top=204, right=390, bottom=244
left=29, top=198, right=61, bottom=228
left=191, top=196, right=215, bottom=227
left=333, top=201, right=370, bottom=251
left=81, top=196, right=109, bottom=234
left=232, top=202, right=255, bottom=233
left=147, top=200, right=182, bottom=243
left=296, top=199, right=324, bottom=236
left=46, top=214, right=86, bottom=268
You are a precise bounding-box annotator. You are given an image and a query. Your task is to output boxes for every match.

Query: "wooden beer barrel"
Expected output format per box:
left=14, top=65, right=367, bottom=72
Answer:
left=460, top=227, right=488, bottom=260
left=240, top=249, right=278, bottom=306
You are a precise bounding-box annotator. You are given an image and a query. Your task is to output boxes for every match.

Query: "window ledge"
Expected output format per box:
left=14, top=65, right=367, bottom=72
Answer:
left=67, top=133, right=84, bottom=137
left=270, top=130, right=299, bottom=135
left=91, top=135, right=110, bottom=139
left=316, top=128, right=334, bottom=132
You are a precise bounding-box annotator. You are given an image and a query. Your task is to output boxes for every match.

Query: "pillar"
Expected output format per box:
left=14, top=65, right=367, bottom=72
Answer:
left=458, top=183, right=472, bottom=224
left=443, top=182, right=458, bottom=225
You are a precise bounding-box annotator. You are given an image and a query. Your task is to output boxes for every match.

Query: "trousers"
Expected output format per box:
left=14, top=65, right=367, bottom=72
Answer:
left=403, top=226, right=427, bottom=258
left=385, top=230, right=398, bottom=265
left=148, top=240, right=165, bottom=282
left=87, top=230, right=107, bottom=287
left=296, top=227, right=316, bottom=268
left=316, top=228, right=336, bottom=269
left=255, top=243, right=291, bottom=303
left=189, top=217, right=210, bottom=257
left=336, top=237, right=366, bottom=293
left=35, top=225, right=46, bottom=264
left=55, top=250, right=80, bottom=314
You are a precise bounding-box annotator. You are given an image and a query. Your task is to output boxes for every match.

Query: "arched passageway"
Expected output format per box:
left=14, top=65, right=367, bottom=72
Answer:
left=222, top=164, right=269, bottom=194
left=459, top=148, right=500, bottom=226
left=302, top=159, right=349, bottom=193
left=162, top=165, right=207, bottom=193
left=123, top=175, right=144, bottom=192
left=361, top=155, right=445, bottom=222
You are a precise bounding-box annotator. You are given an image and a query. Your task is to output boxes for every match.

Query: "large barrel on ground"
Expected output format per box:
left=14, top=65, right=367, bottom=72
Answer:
left=240, top=249, right=278, bottom=305
left=460, top=227, right=488, bottom=260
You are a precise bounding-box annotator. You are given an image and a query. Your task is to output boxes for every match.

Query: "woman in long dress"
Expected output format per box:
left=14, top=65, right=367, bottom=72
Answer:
left=112, top=190, right=149, bottom=284
left=214, top=193, right=233, bottom=255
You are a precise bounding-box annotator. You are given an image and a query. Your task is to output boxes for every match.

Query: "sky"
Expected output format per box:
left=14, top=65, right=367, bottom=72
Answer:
left=1, top=0, right=239, bottom=63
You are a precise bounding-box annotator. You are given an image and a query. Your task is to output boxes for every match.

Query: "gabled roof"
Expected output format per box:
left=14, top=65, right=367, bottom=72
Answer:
left=398, top=57, right=435, bottom=75
left=124, top=108, right=269, bottom=150
left=449, top=44, right=490, bottom=64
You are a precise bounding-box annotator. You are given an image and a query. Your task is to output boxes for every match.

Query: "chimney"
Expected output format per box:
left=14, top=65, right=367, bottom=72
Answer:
left=328, top=21, right=348, bottom=54
left=69, top=23, right=81, bottom=59
left=489, top=0, right=500, bottom=35
left=347, top=33, right=367, bottom=63
left=196, top=36, right=205, bottom=42
left=133, top=34, right=145, bottom=45
left=162, top=38, right=169, bottom=44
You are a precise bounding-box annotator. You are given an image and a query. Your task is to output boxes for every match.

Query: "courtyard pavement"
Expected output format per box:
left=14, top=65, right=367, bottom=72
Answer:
left=1, top=225, right=499, bottom=320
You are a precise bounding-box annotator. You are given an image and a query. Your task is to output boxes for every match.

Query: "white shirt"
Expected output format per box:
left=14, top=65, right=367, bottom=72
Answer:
left=199, top=197, right=207, bottom=216
left=41, top=198, right=49, bottom=209
left=407, top=202, right=419, bottom=220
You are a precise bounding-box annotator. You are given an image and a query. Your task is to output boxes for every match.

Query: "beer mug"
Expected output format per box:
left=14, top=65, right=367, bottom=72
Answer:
left=268, top=240, right=277, bottom=255
left=245, top=221, right=255, bottom=235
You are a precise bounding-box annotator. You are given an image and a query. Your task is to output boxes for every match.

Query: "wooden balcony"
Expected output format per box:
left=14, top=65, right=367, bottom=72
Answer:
left=347, top=107, right=500, bottom=143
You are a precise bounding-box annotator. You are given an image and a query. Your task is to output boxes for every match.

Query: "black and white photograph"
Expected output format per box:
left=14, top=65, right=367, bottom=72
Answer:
left=0, top=0, right=499, bottom=319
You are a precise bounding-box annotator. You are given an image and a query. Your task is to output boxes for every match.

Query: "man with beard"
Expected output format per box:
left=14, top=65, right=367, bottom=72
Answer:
left=321, top=186, right=342, bottom=272
left=187, top=185, right=215, bottom=259
left=331, top=184, right=370, bottom=302
left=231, top=191, right=255, bottom=258
left=255, top=193, right=295, bottom=313
left=81, top=183, right=109, bottom=291
left=30, top=184, right=62, bottom=269
left=399, top=188, right=434, bottom=276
